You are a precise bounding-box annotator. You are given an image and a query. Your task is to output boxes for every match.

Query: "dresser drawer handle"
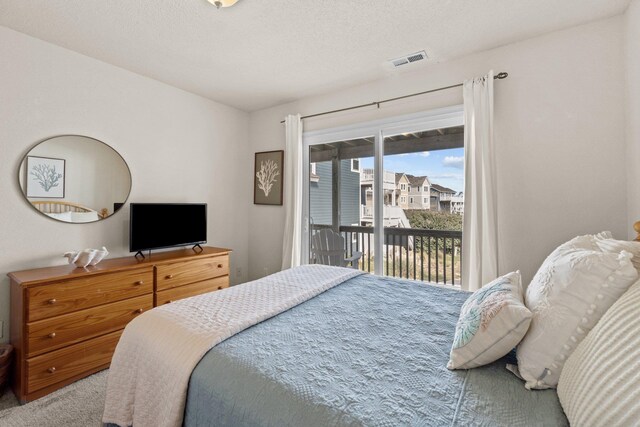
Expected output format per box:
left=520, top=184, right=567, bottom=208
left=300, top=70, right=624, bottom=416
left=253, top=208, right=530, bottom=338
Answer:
left=135, top=308, right=144, bottom=314
left=48, top=332, right=56, bottom=339
left=48, top=367, right=56, bottom=374
left=47, top=299, right=57, bottom=305
left=217, top=264, right=223, bottom=268
left=134, top=280, right=144, bottom=286
left=165, top=275, right=173, bottom=280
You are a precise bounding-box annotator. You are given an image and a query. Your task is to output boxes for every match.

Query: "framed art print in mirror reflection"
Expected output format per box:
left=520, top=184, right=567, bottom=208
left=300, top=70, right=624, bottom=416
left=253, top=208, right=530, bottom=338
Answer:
left=26, top=156, right=66, bottom=198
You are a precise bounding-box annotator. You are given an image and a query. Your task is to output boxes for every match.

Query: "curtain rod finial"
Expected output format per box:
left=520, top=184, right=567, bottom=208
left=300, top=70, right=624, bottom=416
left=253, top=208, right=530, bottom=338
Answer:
left=495, top=72, right=508, bottom=79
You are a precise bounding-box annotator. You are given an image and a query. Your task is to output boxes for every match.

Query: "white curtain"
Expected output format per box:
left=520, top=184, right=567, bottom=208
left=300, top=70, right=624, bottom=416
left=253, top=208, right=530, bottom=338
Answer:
left=281, top=114, right=304, bottom=270
left=462, top=70, right=499, bottom=291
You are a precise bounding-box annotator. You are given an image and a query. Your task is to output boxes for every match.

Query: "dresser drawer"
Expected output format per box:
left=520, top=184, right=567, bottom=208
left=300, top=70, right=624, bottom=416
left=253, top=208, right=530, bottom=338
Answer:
left=156, top=255, right=229, bottom=291
left=26, top=330, right=121, bottom=394
left=156, top=276, right=229, bottom=306
left=27, top=267, right=153, bottom=322
left=26, top=294, right=152, bottom=357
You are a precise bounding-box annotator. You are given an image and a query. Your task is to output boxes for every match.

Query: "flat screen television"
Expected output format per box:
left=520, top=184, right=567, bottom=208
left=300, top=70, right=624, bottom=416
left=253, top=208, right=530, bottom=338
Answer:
left=129, top=203, right=207, bottom=254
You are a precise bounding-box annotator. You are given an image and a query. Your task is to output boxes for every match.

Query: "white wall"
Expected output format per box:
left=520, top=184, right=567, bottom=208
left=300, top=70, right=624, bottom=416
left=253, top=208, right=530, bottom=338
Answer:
left=626, top=0, right=640, bottom=238
left=248, top=16, right=628, bottom=284
left=0, top=26, right=251, bottom=343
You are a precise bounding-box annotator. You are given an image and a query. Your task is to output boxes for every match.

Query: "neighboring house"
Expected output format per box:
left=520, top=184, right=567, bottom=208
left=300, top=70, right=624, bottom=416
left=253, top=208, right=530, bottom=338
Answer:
left=359, top=167, right=464, bottom=226
left=395, top=173, right=410, bottom=209
left=309, top=159, right=360, bottom=226
left=451, top=192, right=464, bottom=215
left=404, top=174, right=431, bottom=210
left=360, top=168, right=397, bottom=214
left=430, top=184, right=458, bottom=213
left=360, top=169, right=410, bottom=227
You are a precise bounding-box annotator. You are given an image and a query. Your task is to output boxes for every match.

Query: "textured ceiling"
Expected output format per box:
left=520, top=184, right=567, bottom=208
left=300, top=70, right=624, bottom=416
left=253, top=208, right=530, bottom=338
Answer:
left=0, top=0, right=631, bottom=111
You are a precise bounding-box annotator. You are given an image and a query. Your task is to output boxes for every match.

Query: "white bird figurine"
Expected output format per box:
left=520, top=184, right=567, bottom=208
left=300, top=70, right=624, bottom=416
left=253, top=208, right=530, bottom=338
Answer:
left=89, top=247, right=109, bottom=266
left=63, top=247, right=108, bottom=268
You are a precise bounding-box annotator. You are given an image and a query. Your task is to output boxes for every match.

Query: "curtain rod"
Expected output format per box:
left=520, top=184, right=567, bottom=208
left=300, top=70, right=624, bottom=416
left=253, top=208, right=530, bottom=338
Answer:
left=279, top=72, right=508, bottom=124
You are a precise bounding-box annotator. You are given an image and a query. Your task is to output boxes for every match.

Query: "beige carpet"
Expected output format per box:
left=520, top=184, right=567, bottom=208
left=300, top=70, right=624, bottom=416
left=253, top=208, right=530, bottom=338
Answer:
left=0, top=370, right=107, bottom=427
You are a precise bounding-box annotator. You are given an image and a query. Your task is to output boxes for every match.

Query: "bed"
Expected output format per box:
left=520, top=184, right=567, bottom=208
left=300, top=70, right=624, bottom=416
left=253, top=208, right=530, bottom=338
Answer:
left=182, top=274, right=566, bottom=426
left=31, top=200, right=107, bottom=221
left=103, top=266, right=568, bottom=427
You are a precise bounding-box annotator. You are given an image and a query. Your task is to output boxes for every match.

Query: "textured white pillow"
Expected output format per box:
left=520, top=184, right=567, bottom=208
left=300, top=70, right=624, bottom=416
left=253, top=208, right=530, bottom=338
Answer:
left=45, top=211, right=72, bottom=221
left=515, top=235, right=638, bottom=389
left=558, top=279, right=640, bottom=426
left=595, top=238, right=640, bottom=272
left=448, top=271, right=532, bottom=370
left=70, top=211, right=100, bottom=223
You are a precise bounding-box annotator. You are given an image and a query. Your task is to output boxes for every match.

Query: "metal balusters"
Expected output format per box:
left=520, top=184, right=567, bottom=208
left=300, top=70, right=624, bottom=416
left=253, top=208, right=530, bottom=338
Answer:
left=310, top=224, right=463, bottom=285
left=435, top=237, right=439, bottom=284
left=428, top=237, right=432, bottom=282
left=443, top=237, right=447, bottom=284
left=451, top=238, right=455, bottom=285
left=413, top=236, right=418, bottom=280
left=420, top=236, right=424, bottom=282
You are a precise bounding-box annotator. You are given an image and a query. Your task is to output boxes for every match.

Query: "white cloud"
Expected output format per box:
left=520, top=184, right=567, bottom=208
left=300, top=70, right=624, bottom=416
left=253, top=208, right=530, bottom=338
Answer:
left=430, top=173, right=463, bottom=181
left=443, top=156, right=464, bottom=169
left=397, top=151, right=430, bottom=157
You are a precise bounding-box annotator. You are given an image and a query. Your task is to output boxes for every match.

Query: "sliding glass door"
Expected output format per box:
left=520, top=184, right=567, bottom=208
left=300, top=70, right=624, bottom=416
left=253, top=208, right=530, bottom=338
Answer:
left=305, top=136, right=375, bottom=271
left=382, top=127, right=464, bottom=284
left=303, top=106, right=464, bottom=283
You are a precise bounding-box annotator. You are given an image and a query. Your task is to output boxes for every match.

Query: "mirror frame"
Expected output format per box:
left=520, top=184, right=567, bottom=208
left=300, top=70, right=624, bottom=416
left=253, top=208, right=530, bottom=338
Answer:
left=18, top=134, right=133, bottom=224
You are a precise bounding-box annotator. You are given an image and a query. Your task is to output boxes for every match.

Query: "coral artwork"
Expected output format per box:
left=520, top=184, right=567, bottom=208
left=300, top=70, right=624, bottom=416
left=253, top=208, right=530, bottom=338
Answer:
left=26, top=156, right=66, bottom=198
left=30, top=164, right=63, bottom=192
left=254, top=150, right=283, bottom=205
left=256, top=159, right=280, bottom=197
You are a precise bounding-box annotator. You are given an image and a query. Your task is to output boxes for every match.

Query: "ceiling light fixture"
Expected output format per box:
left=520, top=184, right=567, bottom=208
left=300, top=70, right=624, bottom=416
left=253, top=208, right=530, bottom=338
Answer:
left=207, top=0, right=239, bottom=9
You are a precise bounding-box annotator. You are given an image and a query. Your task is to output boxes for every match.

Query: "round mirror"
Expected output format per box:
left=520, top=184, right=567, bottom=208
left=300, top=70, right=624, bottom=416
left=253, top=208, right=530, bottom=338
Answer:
left=18, top=135, right=132, bottom=223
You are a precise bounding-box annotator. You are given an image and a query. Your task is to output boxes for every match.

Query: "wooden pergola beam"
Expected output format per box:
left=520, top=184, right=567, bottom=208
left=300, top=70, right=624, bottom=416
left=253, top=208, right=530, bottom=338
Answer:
left=309, top=132, right=463, bottom=163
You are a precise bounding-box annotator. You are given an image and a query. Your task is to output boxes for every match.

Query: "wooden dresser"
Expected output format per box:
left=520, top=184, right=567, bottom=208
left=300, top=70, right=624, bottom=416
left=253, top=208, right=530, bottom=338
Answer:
left=8, top=246, right=231, bottom=403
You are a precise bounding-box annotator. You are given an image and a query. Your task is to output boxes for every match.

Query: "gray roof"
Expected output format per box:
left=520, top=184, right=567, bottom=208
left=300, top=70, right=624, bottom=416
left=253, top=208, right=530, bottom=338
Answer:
left=405, top=174, right=428, bottom=187
left=431, top=184, right=456, bottom=194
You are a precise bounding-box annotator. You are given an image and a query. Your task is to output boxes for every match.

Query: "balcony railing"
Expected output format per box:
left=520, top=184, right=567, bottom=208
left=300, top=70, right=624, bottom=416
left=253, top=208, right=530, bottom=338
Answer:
left=311, top=225, right=462, bottom=286
left=360, top=169, right=396, bottom=185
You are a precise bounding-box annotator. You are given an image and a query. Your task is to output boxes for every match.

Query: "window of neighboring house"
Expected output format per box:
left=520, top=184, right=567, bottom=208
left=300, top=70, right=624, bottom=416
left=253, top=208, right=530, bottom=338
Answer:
left=409, top=197, right=414, bottom=204
left=401, top=196, right=406, bottom=203
left=423, top=186, right=428, bottom=192
left=424, top=197, right=428, bottom=203
left=408, top=185, right=412, bottom=193
left=400, top=183, right=406, bottom=191
left=351, top=159, right=360, bottom=172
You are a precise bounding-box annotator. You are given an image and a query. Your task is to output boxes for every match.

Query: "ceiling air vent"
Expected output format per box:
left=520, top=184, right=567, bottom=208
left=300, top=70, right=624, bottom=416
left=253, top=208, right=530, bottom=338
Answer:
left=389, top=51, right=428, bottom=68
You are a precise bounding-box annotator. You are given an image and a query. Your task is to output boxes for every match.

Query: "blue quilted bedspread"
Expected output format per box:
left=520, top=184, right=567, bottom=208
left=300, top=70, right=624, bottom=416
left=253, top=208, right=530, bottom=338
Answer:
left=184, top=274, right=567, bottom=426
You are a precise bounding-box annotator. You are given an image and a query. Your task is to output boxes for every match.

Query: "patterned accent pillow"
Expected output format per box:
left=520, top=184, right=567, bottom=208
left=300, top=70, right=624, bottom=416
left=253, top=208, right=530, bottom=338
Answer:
left=448, top=271, right=532, bottom=370
left=515, top=235, right=638, bottom=389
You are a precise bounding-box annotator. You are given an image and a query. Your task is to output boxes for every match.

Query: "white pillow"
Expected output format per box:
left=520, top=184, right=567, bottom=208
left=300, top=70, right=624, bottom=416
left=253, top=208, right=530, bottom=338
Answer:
left=70, top=211, right=100, bottom=223
left=515, top=235, right=638, bottom=389
left=595, top=238, right=640, bottom=272
left=448, top=271, right=532, bottom=370
left=45, top=211, right=72, bottom=222
left=558, top=279, right=640, bottom=425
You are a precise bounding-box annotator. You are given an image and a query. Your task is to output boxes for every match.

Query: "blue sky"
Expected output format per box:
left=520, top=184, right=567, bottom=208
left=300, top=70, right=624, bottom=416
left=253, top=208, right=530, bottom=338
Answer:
left=360, top=147, right=464, bottom=192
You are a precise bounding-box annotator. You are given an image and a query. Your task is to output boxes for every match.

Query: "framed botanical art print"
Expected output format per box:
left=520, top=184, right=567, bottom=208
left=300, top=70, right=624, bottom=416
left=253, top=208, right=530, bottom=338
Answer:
left=26, top=156, right=66, bottom=198
left=254, top=150, right=283, bottom=205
